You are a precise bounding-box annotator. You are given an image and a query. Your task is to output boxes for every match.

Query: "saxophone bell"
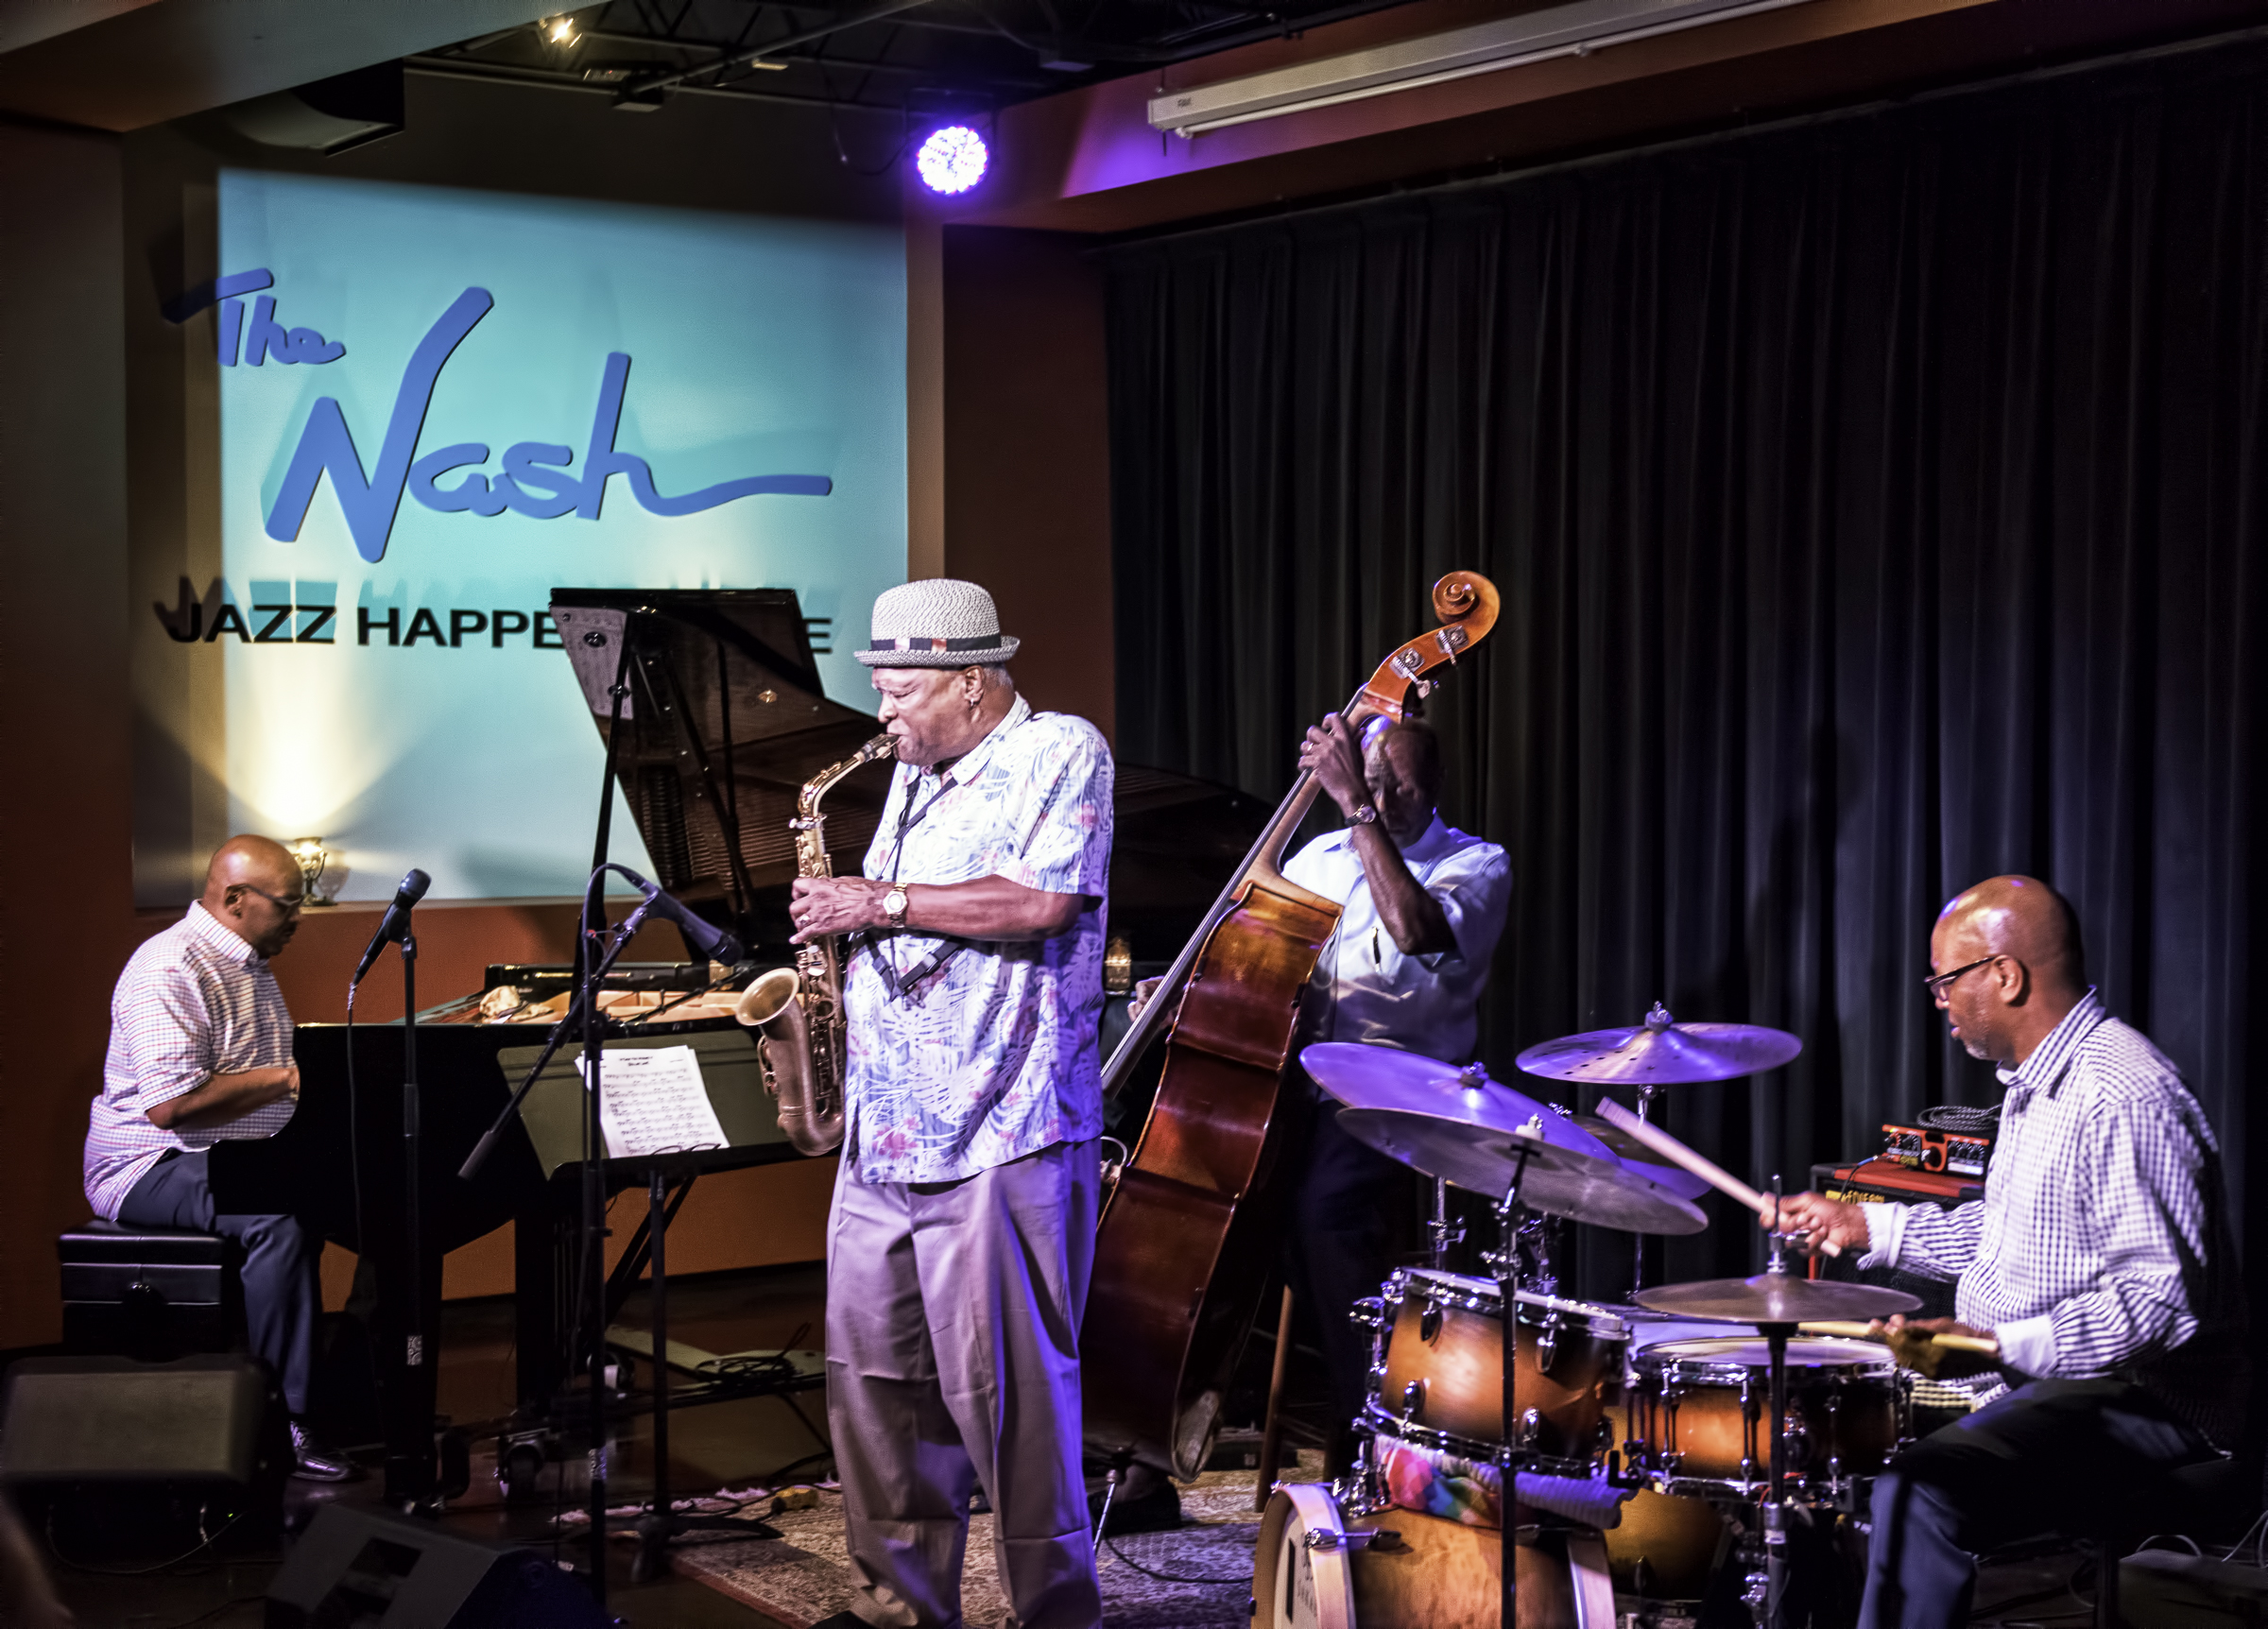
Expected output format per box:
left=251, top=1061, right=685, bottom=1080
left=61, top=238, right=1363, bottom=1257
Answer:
left=735, top=966, right=800, bottom=1028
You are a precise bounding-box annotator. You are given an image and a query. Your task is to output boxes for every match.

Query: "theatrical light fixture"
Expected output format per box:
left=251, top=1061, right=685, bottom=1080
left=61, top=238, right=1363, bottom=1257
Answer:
left=289, top=838, right=335, bottom=906
left=1148, top=0, right=1814, bottom=137
left=916, top=125, right=989, bottom=195
left=541, top=15, right=579, bottom=46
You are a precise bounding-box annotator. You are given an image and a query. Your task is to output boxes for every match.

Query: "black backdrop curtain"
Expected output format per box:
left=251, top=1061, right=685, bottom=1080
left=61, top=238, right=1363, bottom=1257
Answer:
left=1106, top=36, right=2268, bottom=1309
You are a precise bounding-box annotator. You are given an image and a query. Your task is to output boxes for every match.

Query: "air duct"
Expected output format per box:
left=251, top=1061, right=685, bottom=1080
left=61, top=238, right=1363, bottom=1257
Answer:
left=222, top=60, right=404, bottom=154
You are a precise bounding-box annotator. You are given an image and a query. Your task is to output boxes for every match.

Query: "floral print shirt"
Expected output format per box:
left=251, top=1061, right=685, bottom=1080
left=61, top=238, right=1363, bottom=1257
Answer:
left=840, top=695, right=1114, bottom=1182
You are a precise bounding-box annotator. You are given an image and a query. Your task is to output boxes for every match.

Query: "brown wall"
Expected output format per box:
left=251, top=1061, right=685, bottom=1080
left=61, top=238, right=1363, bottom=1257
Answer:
left=0, top=119, right=133, bottom=1349
left=916, top=222, right=1116, bottom=741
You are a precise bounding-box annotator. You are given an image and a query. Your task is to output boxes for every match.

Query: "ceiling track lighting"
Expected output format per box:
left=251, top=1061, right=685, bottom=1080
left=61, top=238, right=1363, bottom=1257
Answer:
left=1148, top=0, right=1814, bottom=137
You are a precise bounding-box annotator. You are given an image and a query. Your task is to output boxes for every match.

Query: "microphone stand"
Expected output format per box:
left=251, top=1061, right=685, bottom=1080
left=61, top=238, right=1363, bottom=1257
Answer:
left=392, top=920, right=431, bottom=1506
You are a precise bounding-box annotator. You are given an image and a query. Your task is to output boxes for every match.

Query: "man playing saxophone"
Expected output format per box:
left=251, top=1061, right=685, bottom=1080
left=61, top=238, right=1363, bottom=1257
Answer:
left=788, top=579, right=1114, bottom=1629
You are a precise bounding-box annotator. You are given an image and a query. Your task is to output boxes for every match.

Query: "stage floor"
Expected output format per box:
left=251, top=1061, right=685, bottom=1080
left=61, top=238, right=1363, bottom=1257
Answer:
left=26, top=1262, right=2091, bottom=1629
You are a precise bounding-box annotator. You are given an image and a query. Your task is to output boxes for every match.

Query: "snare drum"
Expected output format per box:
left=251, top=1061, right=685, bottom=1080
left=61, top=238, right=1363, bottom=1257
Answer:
left=1624, top=1336, right=1907, bottom=1499
left=1362, top=1269, right=1629, bottom=1477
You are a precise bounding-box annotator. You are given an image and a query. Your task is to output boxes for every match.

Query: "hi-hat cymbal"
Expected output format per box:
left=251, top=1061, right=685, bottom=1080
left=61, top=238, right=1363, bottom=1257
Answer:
left=1633, top=1274, right=1920, bottom=1325
left=1301, top=1043, right=1612, bottom=1164
left=1335, top=1106, right=1710, bottom=1236
left=1516, top=1003, right=1802, bottom=1086
left=1570, top=1113, right=1713, bottom=1202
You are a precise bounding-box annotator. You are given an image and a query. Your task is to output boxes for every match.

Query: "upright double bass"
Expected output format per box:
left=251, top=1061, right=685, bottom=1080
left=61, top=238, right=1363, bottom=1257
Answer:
left=1082, top=572, right=1502, bottom=1477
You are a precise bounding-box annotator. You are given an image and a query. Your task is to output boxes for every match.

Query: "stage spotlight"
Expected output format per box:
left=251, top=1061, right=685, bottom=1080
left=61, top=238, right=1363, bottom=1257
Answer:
left=541, top=14, right=579, bottom=46
left=916, top=125, right=988, bottom=195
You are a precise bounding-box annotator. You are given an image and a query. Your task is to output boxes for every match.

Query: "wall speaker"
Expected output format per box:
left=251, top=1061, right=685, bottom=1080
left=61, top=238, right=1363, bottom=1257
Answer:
left=266, top=1504, right=613, bottom=1628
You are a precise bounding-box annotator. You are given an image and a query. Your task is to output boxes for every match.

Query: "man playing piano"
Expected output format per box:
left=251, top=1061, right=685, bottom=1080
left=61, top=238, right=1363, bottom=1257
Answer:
left=82, top=835, right=350, bottom=1482
left=788, top=579, right=1114, bottom=1629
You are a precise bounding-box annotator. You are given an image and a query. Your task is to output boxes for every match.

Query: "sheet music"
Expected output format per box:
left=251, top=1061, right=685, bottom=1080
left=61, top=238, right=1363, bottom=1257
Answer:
left=576, top=1046, right=729, bottom=1158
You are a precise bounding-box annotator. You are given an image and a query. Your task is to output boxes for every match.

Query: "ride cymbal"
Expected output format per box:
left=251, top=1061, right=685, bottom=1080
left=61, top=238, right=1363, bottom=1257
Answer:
left=1335, top=1106, right=1709, bottom=1236
left=1301, top=1043, right=1610, bottom=1163
left=1516, top=1003, right=1802, bottom=1087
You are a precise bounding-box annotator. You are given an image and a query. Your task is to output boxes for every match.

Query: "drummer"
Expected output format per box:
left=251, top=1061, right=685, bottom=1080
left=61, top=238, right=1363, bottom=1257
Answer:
left=1775, top=875, right=2245, bottom=1629
left=1281, top=713, right=1512, bottom=1466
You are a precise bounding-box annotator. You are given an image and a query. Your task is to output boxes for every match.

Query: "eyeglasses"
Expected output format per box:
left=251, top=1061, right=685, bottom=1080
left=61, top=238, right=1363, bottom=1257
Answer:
left=237, top=883, right=308, bottom=915
left=1921, top=954, right=2000, bottom=999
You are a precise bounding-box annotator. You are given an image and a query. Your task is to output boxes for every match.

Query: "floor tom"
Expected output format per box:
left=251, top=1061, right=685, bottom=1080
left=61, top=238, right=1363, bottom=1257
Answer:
left=1624, top=1335, right=1906, bottom=1500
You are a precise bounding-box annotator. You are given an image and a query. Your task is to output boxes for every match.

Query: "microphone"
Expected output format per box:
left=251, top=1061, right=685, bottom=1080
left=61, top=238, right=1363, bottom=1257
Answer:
left=615, top=866, right=746, bottom=966
left=352, top=868, right=431, bottom=986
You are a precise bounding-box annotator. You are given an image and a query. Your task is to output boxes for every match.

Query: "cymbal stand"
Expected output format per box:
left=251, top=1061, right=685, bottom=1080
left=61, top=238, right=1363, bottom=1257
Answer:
left=1427, top=1178, right=1465, bottom=1273
left=1493, top=1143, right=1536, bottom=1629
left=1748, top=1175, right=1796, bottom=1629
left=1628, top=1080, right=1664, bottom=1302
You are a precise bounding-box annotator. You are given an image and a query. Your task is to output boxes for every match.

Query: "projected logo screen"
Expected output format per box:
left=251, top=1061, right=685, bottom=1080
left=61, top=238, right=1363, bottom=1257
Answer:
left=200, top=173, right=906, bottom=900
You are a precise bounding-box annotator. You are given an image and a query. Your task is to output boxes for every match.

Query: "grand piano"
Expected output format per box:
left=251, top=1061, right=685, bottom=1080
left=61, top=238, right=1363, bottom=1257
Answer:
left=209, top=588, right=1263, bottom=1503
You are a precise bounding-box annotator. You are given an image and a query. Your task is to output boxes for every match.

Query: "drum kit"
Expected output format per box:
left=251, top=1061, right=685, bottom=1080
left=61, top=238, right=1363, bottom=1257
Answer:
left=1254, top=1007, right=1924, bottom=1629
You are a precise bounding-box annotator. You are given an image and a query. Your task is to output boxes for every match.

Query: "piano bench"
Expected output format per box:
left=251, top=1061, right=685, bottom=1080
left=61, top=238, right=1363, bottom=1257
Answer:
left=57, top=1219, right=245, bottom=1362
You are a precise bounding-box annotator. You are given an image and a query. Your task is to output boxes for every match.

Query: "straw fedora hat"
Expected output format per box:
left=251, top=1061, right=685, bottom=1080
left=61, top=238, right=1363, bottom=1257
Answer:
left=854, top=579, right=1021, bottom=668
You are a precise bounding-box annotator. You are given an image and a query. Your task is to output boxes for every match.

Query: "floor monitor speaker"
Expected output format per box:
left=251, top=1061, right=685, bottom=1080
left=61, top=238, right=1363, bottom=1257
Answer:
left=265, top=1503, right=613, bottom=1627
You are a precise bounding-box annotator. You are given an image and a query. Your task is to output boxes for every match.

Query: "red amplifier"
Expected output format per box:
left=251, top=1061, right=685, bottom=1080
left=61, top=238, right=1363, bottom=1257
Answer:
left=1876, top=1123, right=1991, bottom=1178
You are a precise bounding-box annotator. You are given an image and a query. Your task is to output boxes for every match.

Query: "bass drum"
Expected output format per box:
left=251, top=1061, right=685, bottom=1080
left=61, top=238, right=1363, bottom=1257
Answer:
left=1254, top=1483, right=1616, bottom=1629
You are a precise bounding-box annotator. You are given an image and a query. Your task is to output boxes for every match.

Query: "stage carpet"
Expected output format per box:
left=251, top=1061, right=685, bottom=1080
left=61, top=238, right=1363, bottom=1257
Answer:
left=673, top=1461, right=1311, bottom=1627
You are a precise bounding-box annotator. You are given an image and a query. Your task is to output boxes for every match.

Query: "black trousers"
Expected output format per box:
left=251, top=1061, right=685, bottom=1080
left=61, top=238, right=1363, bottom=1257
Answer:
left=1288, top=1101, right=1415, bottom=1435
left=1857, top=1380, right=2219, bottom=1629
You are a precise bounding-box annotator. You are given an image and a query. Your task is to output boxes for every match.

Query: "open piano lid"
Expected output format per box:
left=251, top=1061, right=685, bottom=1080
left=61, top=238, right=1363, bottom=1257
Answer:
left=550, top=588, right=889, bottom=952
left=549, top=587, right=1271, bottom=961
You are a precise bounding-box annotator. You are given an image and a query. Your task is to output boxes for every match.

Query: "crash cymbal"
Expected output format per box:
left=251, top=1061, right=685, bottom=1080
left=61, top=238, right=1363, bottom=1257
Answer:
left=1301, top=1043, right=1612, bottom=1164
left=1633, top=1274, right=1920, bottom=1325
left=1516, top=1003, right=1802, bottom=1086
left=1570, top=1113, right=1713, bottom=1202
left=1335, top=1106, right=1710, bottom=1235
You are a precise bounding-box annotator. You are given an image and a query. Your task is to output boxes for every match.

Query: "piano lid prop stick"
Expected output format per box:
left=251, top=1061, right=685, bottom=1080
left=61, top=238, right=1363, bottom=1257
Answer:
left=1593, top=1097, right=1843, bottom=1258
left=1798, top=1319, right=1999, bottom=1355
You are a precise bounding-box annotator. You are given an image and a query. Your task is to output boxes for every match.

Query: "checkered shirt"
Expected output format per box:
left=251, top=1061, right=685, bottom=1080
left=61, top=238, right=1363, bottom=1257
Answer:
left=1861, top=989, right=2248, bottom=1446
left=84, top=902, right=298, bottom=1220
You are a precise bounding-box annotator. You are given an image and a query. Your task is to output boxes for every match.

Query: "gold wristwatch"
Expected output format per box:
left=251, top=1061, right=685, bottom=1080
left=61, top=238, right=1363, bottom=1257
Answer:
left=883, top=885, right=910, bottom=929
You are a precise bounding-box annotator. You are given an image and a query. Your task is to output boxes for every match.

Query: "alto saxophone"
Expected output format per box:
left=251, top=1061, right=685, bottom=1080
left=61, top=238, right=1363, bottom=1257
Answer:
left=734, top=732, right=898, bottom=1157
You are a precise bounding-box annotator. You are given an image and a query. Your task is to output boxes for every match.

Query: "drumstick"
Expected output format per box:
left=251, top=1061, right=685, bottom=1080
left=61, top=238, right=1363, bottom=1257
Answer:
left=1592, top=1098, right=1843, bottom=1258
left=1798, top=1319, right=2000, bottom=1355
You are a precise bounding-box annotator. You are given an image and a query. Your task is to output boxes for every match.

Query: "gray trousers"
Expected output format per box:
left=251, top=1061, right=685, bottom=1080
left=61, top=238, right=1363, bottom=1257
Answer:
left=117, top=1149, right=320, bottom=1416
left=826, top=1139, right=1102, bottom=1629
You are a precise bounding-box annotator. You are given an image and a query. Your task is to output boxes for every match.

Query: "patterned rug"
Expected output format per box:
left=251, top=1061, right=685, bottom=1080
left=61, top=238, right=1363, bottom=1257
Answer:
left=672, top=1459, right=1316, bottom=1628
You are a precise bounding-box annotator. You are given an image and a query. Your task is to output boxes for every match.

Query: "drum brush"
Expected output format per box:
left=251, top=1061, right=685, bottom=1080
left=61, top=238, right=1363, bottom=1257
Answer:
left=1593, top=1099, right=1844, bottom=1257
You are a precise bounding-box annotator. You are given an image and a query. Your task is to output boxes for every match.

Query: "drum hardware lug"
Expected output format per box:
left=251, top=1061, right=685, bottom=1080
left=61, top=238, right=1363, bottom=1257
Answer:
left=1518, top=1408, right=1540, bottom=1447
left=1401, top=1380, right=1426, bottom=1420
left=1350, top=1296, right=1386, bottom=1332
left=1538, top=1310, right=1561, bottom=1372
left=1419, top=1302, right=1443, bottom=1343
left=1305, top=1526, right=1402, bottom=1553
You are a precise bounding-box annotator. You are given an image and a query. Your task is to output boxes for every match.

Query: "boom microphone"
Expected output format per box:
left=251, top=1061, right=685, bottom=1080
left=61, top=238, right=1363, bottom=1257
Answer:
left=615, top=866, right=746, bottom=967
left=352, top=868, right=431, bottom=986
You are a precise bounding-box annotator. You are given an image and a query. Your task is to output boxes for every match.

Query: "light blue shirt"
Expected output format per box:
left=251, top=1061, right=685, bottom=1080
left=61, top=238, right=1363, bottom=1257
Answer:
left=840, top=695, right=1115, bottom=1183
left=1281, top=814, right=1511, bottom=1065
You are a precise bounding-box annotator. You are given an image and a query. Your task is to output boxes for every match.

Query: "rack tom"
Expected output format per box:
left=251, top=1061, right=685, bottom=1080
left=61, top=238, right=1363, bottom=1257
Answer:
left=1359, top=1268, right=1629, bottom=1477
